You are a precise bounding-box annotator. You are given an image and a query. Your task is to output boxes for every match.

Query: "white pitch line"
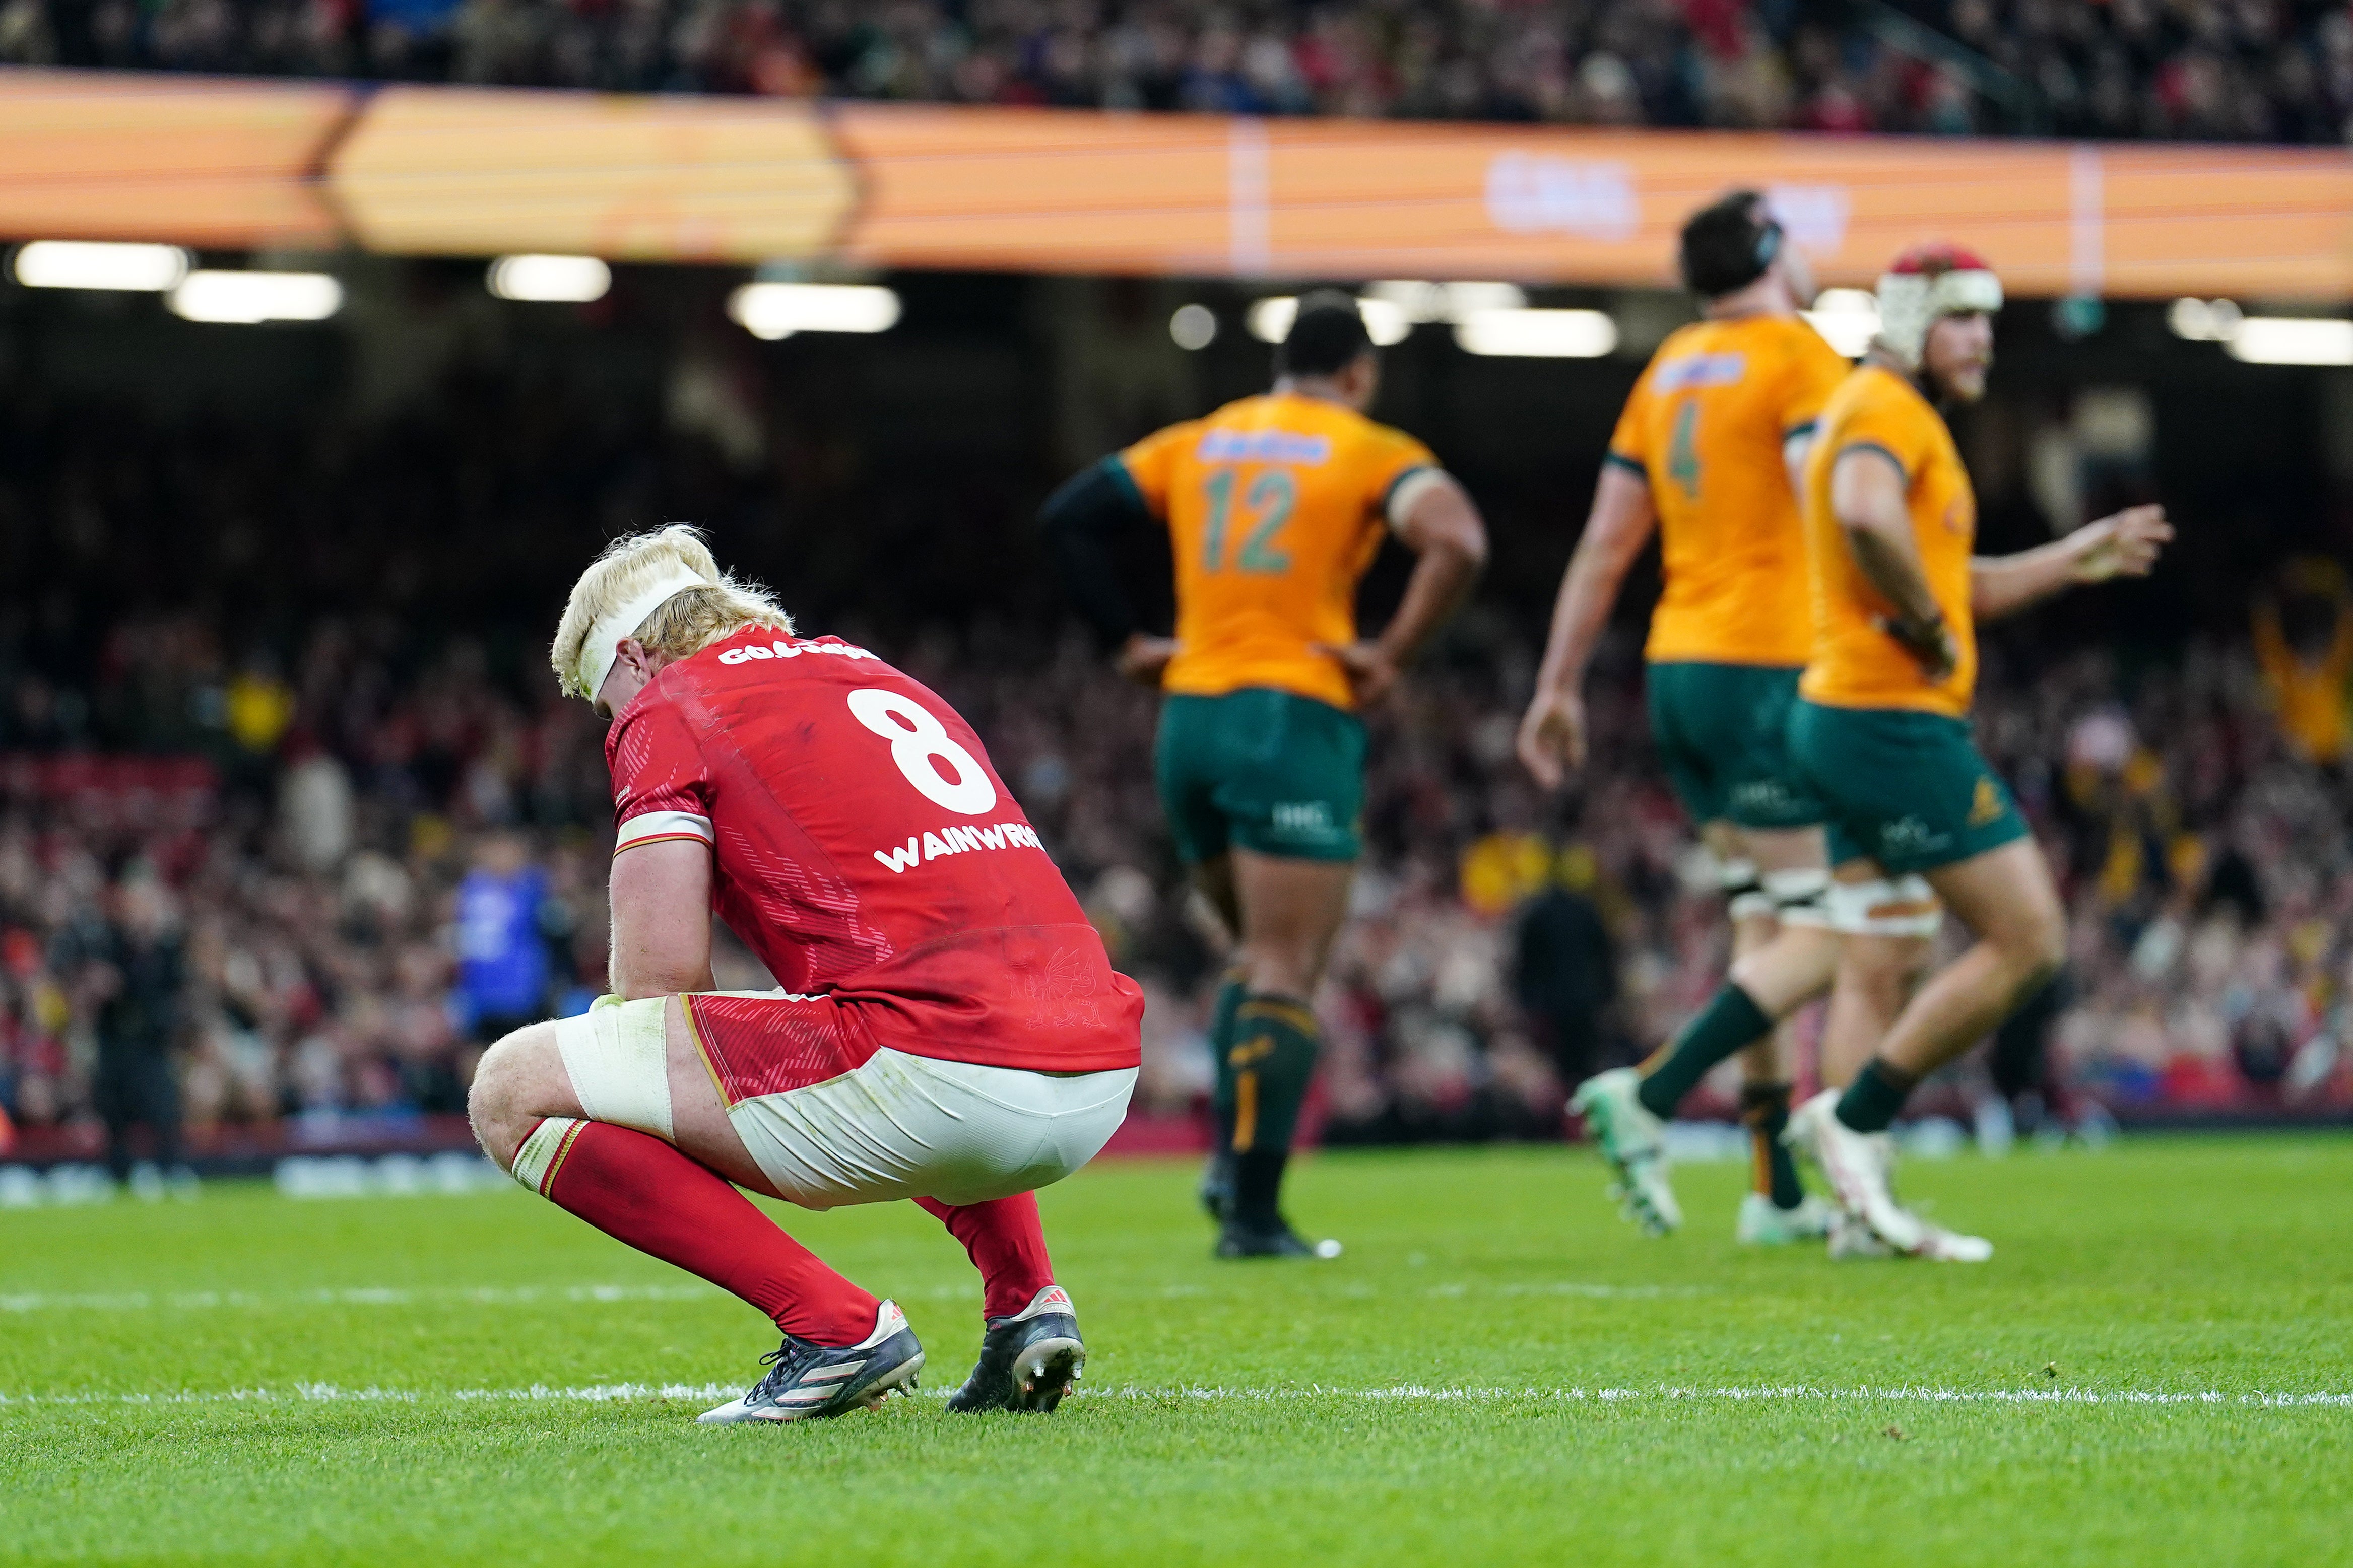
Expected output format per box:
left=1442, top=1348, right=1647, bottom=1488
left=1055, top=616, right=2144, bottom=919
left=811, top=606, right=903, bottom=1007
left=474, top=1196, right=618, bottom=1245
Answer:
left=0, top=1284, right=724, bottom=1314
left=2, top=1383, right=2346, bottom=1411
left=0, top=1280, right=1676, bottom=1314
left=0, top=1383, right=741, bottom=1408
left=1119, top=1385, right=2353, bottom=1409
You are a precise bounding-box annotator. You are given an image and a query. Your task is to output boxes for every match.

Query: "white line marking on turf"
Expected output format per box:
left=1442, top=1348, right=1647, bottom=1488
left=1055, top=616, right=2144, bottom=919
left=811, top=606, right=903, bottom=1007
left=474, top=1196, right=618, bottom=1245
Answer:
left=0, top=1284, right=726, bottom=1314
left=0, top=1280, right=1695, bottom=1313
left=3, top=1383, right=2347, bottom=1411
left=1119, top=1385, right=2353, bottom=1408
left=0, top=1383, right=742, bottom=1408
left=1481, top=1283, right=1713, bottom=1299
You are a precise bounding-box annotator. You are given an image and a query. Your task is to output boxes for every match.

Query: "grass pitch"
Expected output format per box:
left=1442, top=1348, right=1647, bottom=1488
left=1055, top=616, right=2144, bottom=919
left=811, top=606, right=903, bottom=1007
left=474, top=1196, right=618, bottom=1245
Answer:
left=2, top=1136, right=2347, bottom=1567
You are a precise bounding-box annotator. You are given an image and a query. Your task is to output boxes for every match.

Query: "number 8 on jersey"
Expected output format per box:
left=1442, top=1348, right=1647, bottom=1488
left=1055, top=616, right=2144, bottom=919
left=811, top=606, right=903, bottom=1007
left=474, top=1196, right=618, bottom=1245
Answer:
left=846, top=688, right=998, bottom=816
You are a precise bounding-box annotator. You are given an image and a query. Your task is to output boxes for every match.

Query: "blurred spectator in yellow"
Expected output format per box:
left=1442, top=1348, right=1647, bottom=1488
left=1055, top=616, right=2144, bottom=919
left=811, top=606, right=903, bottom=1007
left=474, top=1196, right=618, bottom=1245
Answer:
left=225, top=654, right=297, bottom=756
left=1459, top=828, right=1554, bottom=920
left=2253, top=558, right=2353, bottom=766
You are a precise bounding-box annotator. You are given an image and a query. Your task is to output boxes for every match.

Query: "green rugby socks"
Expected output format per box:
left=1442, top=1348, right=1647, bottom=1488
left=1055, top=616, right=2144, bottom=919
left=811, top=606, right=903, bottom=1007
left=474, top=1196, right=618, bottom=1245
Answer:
left=1636, top=984, right=1773, bottom=1120
left=1223, top=993, right=1321, bottom=1228
left=1836, top=1058, right=1920, bottom=1135
left=1206, top=970, right=1248, bottom=1150
left=1739, top=1081, right=1806, bottom=1209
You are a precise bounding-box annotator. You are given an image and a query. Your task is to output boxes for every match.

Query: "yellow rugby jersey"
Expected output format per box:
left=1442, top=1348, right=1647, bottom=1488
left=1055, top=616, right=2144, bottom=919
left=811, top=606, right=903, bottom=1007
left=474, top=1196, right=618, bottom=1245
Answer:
left=1799, top=365, right=1979, bottom=718
left=1607, top=315, right=1851, bottom=668
left=1118, top=392, right=1437, bottom=711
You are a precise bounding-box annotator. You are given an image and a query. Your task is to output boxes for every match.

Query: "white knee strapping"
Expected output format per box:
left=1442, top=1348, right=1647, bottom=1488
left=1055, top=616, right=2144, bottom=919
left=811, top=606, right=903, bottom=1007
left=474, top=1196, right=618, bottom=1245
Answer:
left=1827, top=875, right=1944, bottom=937
left=1764, top=867, right=1833, bottom=928
left=511, top=1115, right=585, bottom=1195
left=555, top=997, right=675, bottom=1142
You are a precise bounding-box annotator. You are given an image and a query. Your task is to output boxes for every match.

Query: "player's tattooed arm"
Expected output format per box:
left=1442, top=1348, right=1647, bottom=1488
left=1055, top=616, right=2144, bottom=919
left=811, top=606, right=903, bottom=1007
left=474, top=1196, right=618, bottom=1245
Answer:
left=609, top=838, right=717, bottom=999
left=1832, top=446, right=1958, bottom=681
left=1517, top=463, right=1654, bottom=785
left=1971, top=504, right=2173, bottom=620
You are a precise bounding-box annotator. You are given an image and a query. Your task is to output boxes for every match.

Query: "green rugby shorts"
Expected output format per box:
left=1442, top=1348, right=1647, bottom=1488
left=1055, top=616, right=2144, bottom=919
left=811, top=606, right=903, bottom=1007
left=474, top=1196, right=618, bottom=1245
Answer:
left=1155, top=687, right=1366, bottom=865
left=1645, top=660, right=1825, bottom=831
left=1787, top=698, right=2029, bottom=876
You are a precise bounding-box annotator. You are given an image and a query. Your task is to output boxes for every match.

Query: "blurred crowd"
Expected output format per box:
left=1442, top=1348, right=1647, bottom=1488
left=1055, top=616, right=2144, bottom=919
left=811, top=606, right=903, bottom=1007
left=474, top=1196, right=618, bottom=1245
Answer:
left=5, top=591, right=2351, bottom=1166
left=6, top=0, right=2353, bottom=142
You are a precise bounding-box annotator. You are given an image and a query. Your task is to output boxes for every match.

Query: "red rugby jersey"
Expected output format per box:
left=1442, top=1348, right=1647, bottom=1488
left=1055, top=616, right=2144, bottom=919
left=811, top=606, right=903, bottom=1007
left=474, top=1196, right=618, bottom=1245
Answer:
left=605, top=627, right=1142, bottom=1074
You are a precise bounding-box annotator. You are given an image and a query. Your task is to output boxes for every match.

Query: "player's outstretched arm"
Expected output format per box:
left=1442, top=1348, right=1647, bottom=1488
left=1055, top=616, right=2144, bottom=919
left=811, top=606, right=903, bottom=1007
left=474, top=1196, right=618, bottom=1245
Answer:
left=1833, top=446, right=1959, bottom=681
left=1971, top=504, right=2172, bottom=621
left=609, top=838, right=716, bottom=1000
left=1324, top=472, right=1488, bottom=706
left=1040, top=458, right=1174, bottom=685
left=1516, top=463, right=1654, bottom=787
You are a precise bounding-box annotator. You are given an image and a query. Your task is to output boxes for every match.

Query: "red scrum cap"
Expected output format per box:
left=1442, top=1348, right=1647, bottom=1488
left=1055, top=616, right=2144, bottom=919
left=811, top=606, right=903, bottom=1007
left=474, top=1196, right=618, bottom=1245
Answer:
left=1875, top=243, right=2002, bottom=368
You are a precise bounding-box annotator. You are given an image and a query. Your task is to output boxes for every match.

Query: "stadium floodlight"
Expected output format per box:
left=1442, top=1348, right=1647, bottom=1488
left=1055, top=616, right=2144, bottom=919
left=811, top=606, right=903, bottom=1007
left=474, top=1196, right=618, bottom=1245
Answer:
left=1169, top=303, right=1218, bottom=350
left=1364, top=280, right=1529, bottom=323
left=2226, top=317, right=2353, bottom=366
left=2167, top=297, right=2244, bottom=343
left=12, top=240, right=190, bottom=292
left=1358, top=299, right=1410, bottom=346
left=166, top=270, right=344, bottom=324
left=728, top=282, right=901, bottom=341
left=488, top=254, right=611, bottom=303
left=1247, top=296, right=1298, bottom=343
left=1452, top=307, right=1617, bottom=358
left=1435, top=281, right=1529, bottom=317
left=1803, top=288, right=1880, bottom=357
left=1246, top=294, right=1411, bottom=347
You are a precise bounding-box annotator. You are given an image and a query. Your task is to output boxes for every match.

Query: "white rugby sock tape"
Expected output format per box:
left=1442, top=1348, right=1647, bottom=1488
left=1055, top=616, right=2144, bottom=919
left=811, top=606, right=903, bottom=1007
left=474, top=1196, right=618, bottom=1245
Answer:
left=511, top=1117, right=586, bottom=1195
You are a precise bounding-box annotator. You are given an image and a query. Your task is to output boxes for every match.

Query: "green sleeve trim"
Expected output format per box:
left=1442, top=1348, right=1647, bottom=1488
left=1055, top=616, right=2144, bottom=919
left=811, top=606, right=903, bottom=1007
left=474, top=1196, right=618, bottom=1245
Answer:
left=1782, top=419, right=1818, bottom=443
left=1103, top=454, right=1154, bottom=520
left=1602, top=450, right=1647, bottom=478
left=1377, top=462, right=1437, bottom=518
left=1835, top=440, right=1909, bottom=484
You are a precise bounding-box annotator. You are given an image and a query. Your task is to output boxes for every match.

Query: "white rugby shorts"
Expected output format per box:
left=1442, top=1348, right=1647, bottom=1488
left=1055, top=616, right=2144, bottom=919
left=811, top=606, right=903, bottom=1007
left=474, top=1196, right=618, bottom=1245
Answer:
left=554, top=994, right=1135, bottom=1210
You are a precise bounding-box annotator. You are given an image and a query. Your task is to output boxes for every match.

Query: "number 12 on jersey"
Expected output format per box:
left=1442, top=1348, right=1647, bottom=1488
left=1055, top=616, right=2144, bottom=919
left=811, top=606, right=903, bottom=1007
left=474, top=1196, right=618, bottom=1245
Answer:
left=1201, top=466, right=1296, bottom=574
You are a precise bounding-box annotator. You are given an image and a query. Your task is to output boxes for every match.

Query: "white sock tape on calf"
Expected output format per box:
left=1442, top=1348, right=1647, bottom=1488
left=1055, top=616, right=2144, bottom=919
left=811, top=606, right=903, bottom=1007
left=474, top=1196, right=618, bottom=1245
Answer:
left=512, top=1116, right=586, bottom=1195
left=1826, top=875, right=1944, bottom=937
left=1719, top=857, right=1771, bottom=920
left=1764, top=867, right=1833, bottom=928
left=555, top=999, right=675, bottom=1143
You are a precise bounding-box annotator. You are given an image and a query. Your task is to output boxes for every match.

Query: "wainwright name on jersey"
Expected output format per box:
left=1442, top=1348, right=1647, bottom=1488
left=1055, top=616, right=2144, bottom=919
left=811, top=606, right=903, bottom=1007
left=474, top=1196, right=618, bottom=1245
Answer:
left=606, top=626, right=1143, bottom=1080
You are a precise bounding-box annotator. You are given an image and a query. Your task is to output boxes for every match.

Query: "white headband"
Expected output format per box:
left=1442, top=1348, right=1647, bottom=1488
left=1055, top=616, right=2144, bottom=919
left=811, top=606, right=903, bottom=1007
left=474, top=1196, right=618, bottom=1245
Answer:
left=578, top=567, right=711, bottom=704
left=1874, top=268, right=2002, bottom=369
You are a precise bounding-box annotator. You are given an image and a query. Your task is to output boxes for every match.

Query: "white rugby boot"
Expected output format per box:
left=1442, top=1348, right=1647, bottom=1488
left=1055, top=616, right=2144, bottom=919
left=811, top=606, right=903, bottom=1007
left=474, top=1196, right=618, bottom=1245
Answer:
left=1735, top=1191, right=1836, bottom=1245
left=1785, top=1090, right=1992, bottom=1263
left=1571, top=1067, right=1681, bottom=1236
left=1825, top=1211, right=1894, bottom=1260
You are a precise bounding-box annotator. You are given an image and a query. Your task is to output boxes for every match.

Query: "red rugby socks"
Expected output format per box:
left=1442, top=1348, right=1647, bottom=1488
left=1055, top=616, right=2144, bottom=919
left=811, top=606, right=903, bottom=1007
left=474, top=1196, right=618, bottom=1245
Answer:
left=917, top=1193, right=1056, bottom=1321
left=519, top=1117, right=880, bottom=1346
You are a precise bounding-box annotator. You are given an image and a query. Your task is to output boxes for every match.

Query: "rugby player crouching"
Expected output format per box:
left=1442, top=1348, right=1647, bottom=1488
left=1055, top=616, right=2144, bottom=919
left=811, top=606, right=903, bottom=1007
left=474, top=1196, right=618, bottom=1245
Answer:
left=467, top=526, right=1144, bottom=1423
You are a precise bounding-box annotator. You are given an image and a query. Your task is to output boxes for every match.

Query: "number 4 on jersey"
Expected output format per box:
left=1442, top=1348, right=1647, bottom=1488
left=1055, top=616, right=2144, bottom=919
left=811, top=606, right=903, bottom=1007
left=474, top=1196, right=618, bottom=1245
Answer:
left=1667, top=400, right=1702, bottom=502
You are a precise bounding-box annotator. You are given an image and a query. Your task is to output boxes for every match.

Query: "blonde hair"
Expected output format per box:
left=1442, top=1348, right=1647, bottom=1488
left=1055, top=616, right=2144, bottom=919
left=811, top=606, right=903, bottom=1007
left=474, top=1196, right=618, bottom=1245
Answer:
left=550, top=525, right=794, bottom=699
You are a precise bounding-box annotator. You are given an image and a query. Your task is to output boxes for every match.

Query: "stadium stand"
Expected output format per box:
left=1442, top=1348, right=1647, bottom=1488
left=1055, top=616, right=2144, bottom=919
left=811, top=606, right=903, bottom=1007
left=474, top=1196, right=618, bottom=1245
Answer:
left=3, top=0, right=2349, bottom=143
left=2, top=355, right=2347, bottom=1165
